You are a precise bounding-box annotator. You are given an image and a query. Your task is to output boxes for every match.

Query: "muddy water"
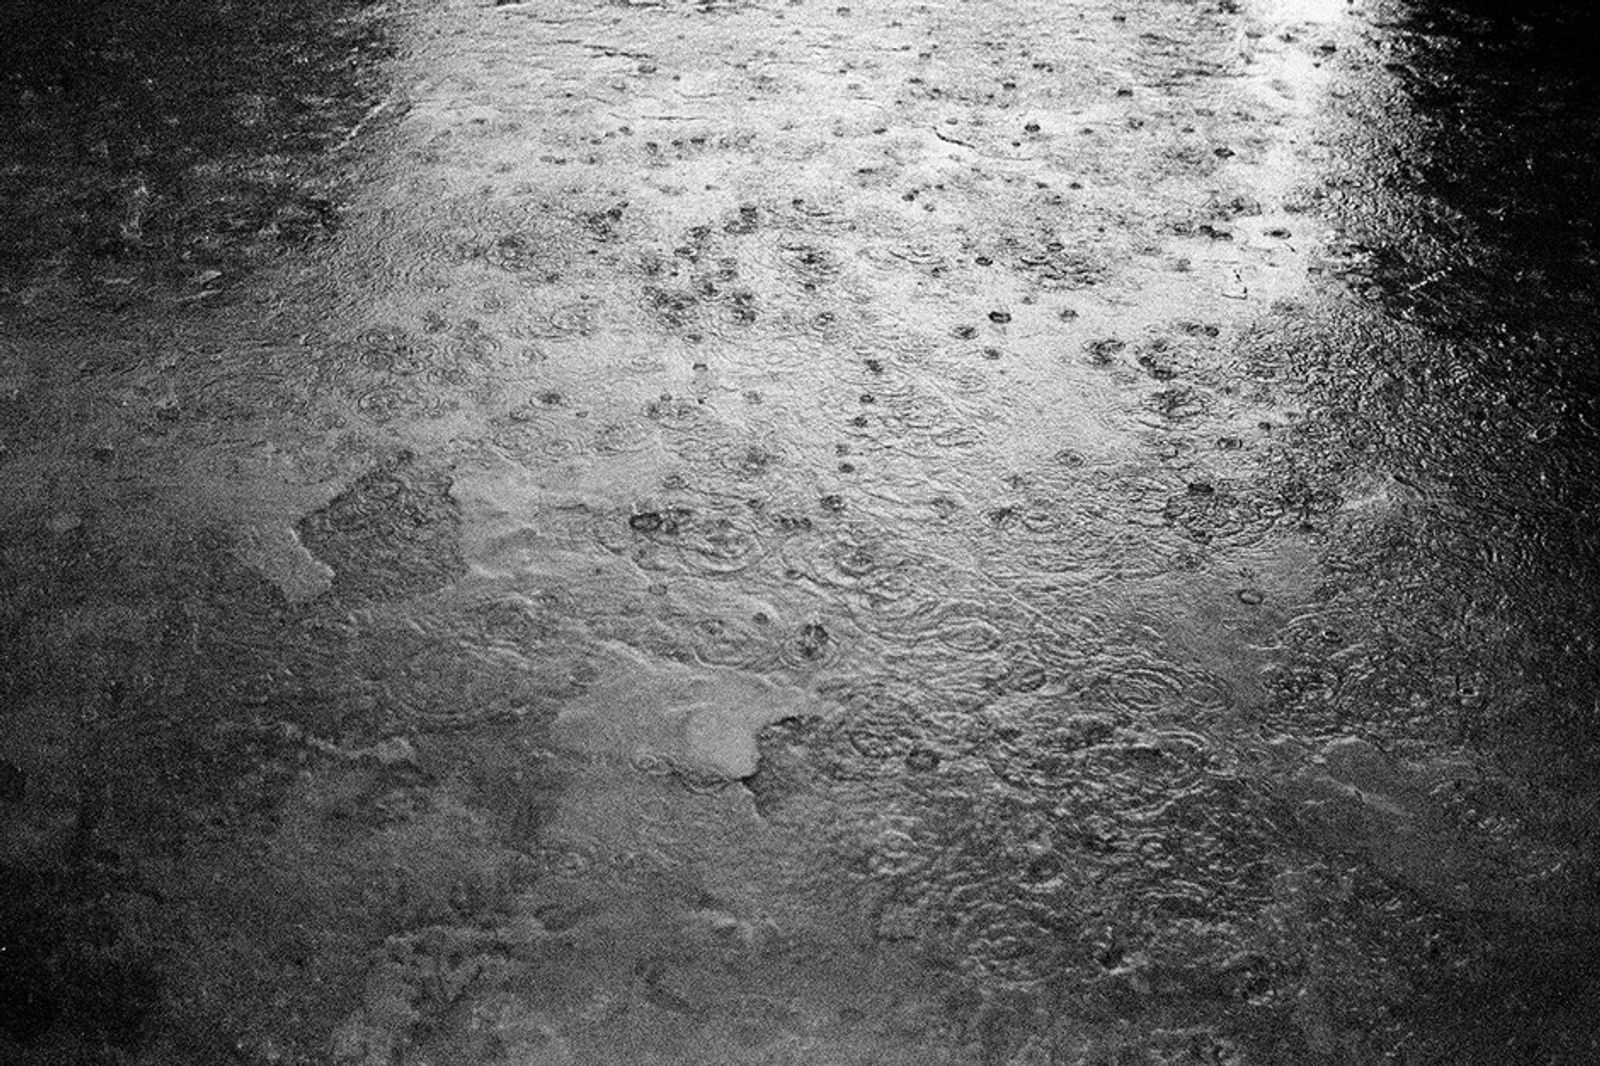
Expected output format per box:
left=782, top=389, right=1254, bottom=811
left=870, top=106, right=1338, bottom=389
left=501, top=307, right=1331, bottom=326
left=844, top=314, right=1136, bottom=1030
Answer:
left=2, top=0, right=1598, bottom=1062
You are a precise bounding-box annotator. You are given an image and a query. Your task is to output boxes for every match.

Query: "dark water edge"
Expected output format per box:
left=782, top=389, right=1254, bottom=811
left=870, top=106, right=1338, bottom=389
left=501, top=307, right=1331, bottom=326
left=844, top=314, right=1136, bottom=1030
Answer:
left=0, top=0, right=395, bottom=310
left=1347, top=0, right=1599, bottom=345
left=1281, top=0, right=1600, bottom=1059
left=0, top=2, right=396, bottom=1061
left=1329, top=0, right=1600, bottom=802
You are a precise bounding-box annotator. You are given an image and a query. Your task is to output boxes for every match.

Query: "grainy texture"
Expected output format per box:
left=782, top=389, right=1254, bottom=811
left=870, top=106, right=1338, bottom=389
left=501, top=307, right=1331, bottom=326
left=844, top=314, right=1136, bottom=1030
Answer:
left=2, top=0, right=1598, bottom=1062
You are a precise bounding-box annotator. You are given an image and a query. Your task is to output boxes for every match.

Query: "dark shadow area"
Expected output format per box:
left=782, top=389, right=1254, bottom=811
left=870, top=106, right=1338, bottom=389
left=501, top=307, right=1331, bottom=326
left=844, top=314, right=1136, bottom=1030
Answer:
left=1338, top=0, right=1600, bottom=762
left=1355, top=3, right=1600, bottom=1061
left=1375, top=0, right=1600, bottom=344
left=0, top=0, right=394, bottom=298
left=0, top=521, right=314, bottom=1063
left=0, top=861, right=164, bottom=1057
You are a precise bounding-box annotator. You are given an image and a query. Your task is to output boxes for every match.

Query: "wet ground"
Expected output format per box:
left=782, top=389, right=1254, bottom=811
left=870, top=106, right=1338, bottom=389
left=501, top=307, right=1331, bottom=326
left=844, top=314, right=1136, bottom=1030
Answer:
left=2, top=0, right=1599, bottom=1062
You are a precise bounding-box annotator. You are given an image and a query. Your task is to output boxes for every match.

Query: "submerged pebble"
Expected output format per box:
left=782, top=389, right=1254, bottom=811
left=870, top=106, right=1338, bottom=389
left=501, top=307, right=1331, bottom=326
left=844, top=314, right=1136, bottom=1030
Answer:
left=796, top=622, right=830, bottom=660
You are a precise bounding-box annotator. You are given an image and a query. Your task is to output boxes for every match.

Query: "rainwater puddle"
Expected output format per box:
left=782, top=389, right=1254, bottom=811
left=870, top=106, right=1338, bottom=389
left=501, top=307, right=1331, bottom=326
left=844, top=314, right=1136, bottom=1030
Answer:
left=3, top=0, right=1598, bottom=1062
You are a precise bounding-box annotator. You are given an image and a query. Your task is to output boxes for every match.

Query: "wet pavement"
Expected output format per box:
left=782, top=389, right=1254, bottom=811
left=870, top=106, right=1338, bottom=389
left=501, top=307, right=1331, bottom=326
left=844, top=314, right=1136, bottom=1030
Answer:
left=2, top=0, right=1599, bottom=1062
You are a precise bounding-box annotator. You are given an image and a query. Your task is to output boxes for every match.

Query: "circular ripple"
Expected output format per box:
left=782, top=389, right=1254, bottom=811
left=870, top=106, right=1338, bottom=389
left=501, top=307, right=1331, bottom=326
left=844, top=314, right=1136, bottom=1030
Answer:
left=354, top=325, right=433, bottom=375
left=351, top=379, right=452, bottom=422
left=676, top=515, right=765, bottom=577
left=1076, top=727, right=1222, bottom=821
left=685, top=613, right=784, bottom=672
left=591, top=417, right=656, bottom=455
left=777, top=617, right=846, bottom=671
left=1159, top=482, right=1286, bottom=548
left=936, top=359, right=995, bottom=396
left=878, top=595, right=1006, bottom=654
left=382, top=642, right=547, bottom=734
left=1138, top=384, right=1213, bottom=426
left=812, top=680, right=928, bottom=779
left=490, top=405, right=588, bottom=463
left=776, top=526, right=926, bottom=609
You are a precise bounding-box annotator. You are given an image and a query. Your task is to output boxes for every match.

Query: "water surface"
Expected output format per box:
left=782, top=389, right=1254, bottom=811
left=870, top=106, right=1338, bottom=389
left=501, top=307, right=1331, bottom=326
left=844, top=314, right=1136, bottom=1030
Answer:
left=2, top=0, right=1597, bottom=1062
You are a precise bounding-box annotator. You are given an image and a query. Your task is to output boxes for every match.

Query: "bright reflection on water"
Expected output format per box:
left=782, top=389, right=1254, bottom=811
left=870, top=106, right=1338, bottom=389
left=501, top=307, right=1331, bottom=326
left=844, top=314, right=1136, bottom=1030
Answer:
left=1259, top=0, right=1352, bottom=24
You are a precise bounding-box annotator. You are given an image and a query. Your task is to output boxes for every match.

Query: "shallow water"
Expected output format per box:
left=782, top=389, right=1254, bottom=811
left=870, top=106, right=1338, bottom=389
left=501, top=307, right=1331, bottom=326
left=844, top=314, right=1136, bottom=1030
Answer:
left=2, top=0, right=1598, bottom=1062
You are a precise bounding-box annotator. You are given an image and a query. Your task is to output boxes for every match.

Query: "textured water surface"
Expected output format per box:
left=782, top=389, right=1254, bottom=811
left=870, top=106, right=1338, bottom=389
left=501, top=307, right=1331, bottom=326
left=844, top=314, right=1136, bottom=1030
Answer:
left=2, top=0, right=1598, bottom=1062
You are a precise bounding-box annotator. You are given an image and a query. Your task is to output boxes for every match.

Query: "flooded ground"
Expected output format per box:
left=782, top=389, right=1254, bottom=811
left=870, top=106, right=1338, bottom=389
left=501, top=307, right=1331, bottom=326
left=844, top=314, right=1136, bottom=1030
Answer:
left=2, top=0, right=1598, bottom=1062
